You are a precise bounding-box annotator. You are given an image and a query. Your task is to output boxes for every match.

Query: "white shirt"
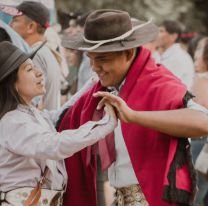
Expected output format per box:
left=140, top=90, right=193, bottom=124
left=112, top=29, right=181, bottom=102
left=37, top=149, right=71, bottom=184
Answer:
left=156, top=44, right=194, bottom=90
left=108, top=120, right=138, bottom=187
left=108, top=83, right=138, bottom=188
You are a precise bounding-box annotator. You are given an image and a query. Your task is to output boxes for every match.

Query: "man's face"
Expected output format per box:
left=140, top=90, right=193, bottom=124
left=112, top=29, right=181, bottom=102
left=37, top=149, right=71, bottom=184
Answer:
left=10, top=15, right=29, bottom=39
left=157, top=26, right=175, bottom=49
left=87, top=51, right=131, bottom=87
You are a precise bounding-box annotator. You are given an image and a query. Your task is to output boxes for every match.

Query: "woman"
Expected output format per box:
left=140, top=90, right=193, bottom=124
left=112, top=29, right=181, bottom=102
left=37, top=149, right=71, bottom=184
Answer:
left=0, top=41, right=117, bottom=206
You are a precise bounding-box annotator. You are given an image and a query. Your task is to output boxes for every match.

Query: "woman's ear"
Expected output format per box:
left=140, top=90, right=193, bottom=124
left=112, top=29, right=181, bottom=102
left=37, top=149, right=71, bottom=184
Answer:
left=15, top=83, right=19, bottom=93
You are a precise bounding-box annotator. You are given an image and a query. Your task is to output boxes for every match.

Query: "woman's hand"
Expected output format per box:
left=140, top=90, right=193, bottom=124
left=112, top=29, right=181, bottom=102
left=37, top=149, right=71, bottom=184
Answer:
left=103, top=102, right=118, bottom=129
left=93, top=91, right=134, bottom=123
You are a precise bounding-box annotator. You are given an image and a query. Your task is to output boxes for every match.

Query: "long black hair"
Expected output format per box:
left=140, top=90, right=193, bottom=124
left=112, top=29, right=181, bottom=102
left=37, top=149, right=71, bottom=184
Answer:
left=0, top=69, right=23, bottom=119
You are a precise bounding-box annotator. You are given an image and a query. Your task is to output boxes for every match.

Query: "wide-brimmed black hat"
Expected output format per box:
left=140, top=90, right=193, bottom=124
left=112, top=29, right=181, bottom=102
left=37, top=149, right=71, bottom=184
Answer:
left=0, top=41, right=46, bottom=82
left=62, top=9, right=158, bottom=52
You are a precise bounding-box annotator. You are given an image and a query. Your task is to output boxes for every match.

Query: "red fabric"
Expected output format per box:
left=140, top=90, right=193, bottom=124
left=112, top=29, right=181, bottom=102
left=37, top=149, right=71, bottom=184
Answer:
left=58, top=84, right=111, bottom=206
left=58, top=47, right=191, bottom=206
left=92, top=109, right=116, bottom=170
left=98, top=132, right=116, bottom=171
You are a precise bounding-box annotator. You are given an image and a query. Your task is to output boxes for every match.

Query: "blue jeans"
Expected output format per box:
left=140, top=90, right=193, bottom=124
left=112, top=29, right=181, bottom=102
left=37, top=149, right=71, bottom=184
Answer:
left=191, top=138, right=208, bottom=206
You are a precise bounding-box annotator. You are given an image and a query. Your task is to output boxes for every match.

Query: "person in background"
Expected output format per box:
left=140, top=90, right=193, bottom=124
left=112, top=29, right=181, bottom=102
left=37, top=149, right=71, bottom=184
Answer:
left=156, top=20, right=194, bottom=89
left=0, top=41, right=117, bottom=206
left=76, top=12, right=94, bottom=91
left=188, top=34, right=205, bottom=60
left=179, top=31, right=197, bottom=51
left=44, top=26, right=70, bottom=98
left=191, top=37, right=208, bottom=206
left=0, top=19, right=30, bottom=52
left=63, top=12, right=93, bottom=95
left=64, top=48, right=82, bottom=97
left=7, top=1, right=61, bottom=110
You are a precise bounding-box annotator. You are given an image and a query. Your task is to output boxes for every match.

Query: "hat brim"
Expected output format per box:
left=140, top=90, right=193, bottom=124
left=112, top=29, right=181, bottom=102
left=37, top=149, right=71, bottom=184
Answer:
left=0, top=52, right=28, bottom=82
left=62, top=21, right=158, bottom=52
left=0, top=41, right=46, bottom=82
left=0, top=5, right=22, bottom=16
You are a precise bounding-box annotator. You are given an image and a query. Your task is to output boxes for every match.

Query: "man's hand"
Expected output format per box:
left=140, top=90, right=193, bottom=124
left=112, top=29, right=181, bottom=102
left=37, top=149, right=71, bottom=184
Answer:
left=93, top=91, right=134, bottom=123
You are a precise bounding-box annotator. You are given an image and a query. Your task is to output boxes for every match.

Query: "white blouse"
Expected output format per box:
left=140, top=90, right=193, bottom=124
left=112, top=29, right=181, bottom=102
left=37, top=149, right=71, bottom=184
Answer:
left=0, top=80, right=116, bottom=192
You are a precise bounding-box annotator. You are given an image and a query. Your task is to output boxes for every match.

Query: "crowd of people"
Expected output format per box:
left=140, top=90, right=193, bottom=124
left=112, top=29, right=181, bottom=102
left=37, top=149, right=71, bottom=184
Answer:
left=0, top=1, right=208, bottom=206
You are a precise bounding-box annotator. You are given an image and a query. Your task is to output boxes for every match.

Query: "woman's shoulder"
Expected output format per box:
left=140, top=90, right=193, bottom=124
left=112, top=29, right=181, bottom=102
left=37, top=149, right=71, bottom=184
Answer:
left=1, top=108, right=31, bottom=124
left=0, top=110, right=24, bottom=137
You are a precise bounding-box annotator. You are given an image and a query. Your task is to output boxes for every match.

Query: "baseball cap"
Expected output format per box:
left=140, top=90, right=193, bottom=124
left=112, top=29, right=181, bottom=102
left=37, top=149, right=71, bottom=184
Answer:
left=0, top=1, right=50, bottom=28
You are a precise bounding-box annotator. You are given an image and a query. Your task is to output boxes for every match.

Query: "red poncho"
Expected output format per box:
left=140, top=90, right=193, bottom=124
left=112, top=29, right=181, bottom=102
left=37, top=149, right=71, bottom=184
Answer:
left=58, top=47, right=196, bottom=206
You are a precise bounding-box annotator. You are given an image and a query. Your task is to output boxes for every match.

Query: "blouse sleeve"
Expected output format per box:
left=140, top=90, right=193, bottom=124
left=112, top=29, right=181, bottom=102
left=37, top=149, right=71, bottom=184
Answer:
left=0, top=112, right=116, bottom=161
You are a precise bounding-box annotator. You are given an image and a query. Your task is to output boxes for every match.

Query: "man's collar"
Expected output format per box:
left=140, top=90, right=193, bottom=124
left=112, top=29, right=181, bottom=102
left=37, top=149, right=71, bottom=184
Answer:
left=107, top=79, right=126, bottom=96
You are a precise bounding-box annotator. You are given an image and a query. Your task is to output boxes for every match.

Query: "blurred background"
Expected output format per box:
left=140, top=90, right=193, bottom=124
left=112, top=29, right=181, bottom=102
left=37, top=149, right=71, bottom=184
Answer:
left=1, top=0, right=208, bottom=34
left=55, top=0, right=208, bottom=34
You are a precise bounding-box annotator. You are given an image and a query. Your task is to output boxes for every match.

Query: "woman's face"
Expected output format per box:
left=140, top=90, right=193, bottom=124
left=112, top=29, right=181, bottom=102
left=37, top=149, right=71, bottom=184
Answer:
left=15, top=59, right=45, bottom=104
left=194, top=39, right=207, bottom=73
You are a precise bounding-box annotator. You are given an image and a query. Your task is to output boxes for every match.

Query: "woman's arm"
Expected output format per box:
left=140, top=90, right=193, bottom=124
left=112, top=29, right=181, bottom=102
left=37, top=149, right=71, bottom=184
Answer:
left=93, top=91, right=208, bottom=138
left=1, top=103, right=117, bottom=160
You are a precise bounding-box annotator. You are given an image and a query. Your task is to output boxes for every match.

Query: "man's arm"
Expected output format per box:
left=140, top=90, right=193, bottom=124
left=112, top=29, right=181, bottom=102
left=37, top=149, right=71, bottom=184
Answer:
left=130, top=108, right=208, bottom=138
left=94, top=91, right=208, bottom=138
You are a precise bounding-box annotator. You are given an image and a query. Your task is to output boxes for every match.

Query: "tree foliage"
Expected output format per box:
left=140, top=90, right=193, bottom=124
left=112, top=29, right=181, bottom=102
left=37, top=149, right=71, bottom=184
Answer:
left=55, top=0, right=208, bottom=34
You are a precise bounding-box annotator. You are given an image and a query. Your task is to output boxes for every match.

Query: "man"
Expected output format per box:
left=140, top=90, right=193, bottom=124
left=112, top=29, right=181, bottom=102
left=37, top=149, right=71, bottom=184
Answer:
left=58, top=10, right=208, bottom=206
left=4, top=1, right=61, bottom=110
left=156, top=20, right=194, bottom=89
left=0, top=19, right=30, bottom=52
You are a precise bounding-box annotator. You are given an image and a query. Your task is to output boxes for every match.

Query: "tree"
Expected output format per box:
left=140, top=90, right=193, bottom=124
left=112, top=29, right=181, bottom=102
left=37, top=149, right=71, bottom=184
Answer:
left=55, top=0, right=208, bottom=34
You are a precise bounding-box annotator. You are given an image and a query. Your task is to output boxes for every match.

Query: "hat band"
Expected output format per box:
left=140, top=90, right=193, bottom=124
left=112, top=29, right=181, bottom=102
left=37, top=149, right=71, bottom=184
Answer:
left=79, top=19, right=152, bottom=51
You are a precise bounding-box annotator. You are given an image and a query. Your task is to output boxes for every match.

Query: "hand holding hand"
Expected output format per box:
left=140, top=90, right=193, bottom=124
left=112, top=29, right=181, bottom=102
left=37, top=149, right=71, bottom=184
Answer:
left=93, top=91, right=134, bottom=123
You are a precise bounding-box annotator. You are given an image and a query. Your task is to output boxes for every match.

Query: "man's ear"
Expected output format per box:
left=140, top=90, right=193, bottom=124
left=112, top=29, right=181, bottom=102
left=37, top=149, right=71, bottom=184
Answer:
left=170, top=33, right=178, bottom=43
left=125, top=48, right=136, bottom=61
left=27, top=21, right=37, bottom=34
